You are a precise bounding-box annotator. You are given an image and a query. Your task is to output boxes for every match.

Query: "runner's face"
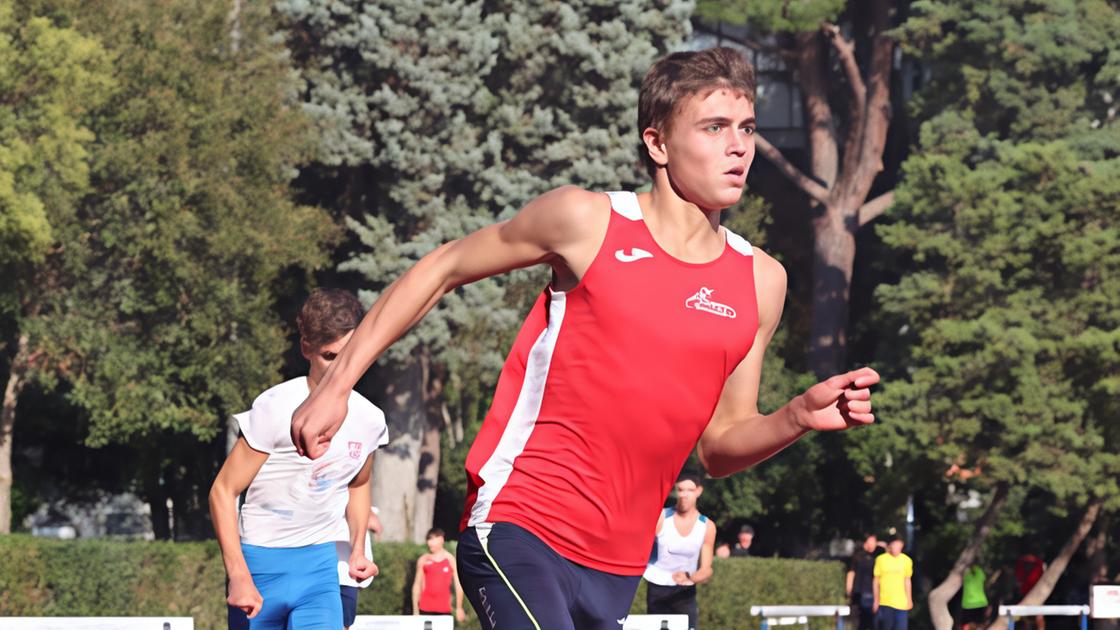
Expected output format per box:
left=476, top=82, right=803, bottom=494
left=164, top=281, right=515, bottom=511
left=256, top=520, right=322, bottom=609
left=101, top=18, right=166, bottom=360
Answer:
left=427, top=535, right=444, bottom=553
left=674, top=480, right=701, bottom=511
left=663, top=88, right=755, bottom=211
left=303, top=330, right=354, bottom=384
left=889, top=540, right=904, bottom=555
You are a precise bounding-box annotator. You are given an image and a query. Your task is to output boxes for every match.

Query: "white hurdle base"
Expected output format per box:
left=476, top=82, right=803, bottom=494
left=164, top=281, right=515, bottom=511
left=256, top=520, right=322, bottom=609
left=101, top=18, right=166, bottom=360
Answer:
left=624, top=614, right=690, bottom=629
left=0, top=618, right=193, bottom=630
left=352, top=615, right=454, bottom=630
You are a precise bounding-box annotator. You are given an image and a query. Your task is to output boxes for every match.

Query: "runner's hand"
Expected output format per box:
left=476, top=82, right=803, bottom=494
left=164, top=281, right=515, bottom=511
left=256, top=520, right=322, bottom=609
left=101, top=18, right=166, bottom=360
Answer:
left=290, top=388, right=347, bottom=459
left=456, top=607, right=468, bottom=622
left=794, top=367, right=880, bottom=431
left=349, top=556, right=379, bottom=581
left=228, top=574, right=263, bottom=618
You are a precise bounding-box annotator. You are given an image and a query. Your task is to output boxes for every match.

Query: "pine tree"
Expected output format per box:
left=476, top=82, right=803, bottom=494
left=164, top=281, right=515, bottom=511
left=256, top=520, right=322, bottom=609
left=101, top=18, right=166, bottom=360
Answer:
left=874, top=5, right=1120, bottom=627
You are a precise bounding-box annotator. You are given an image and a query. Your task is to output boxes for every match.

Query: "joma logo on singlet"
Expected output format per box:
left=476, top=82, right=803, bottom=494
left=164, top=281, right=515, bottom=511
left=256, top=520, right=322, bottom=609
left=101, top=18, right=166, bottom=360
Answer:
left=685, top=287, right=736, bottom=319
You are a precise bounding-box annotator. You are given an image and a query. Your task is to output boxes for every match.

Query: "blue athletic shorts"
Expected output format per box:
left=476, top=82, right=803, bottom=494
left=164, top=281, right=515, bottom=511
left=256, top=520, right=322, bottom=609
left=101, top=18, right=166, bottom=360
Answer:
left=458, top=522, right=641, bottom=630
left=226, top=542, right=342, bottom=630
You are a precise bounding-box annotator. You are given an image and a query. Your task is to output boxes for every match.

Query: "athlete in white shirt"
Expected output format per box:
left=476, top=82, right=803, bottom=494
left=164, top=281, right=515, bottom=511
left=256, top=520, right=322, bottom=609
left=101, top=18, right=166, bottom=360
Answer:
left=210, top=289, right=389, bottom=629
left=644, top=473, right=717, bottom=630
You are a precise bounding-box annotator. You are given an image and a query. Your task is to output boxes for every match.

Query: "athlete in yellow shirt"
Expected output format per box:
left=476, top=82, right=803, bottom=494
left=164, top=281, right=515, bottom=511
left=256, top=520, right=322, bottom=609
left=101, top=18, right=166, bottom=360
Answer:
left=873, top=535, right=913, bottom=630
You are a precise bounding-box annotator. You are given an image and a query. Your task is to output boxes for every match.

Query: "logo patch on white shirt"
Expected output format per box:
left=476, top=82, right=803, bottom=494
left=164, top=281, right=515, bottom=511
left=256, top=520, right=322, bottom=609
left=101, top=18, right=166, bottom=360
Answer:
left=685, top=287, right=736, bottom=318
left=614, top=248, right=654, bottom=262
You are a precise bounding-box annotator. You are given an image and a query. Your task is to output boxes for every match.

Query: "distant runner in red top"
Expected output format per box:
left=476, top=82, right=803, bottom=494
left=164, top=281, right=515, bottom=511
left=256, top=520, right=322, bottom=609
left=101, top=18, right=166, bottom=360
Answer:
left=291, top=47, right=880, bottom=629
left=412, top=528, right=466, bottom=622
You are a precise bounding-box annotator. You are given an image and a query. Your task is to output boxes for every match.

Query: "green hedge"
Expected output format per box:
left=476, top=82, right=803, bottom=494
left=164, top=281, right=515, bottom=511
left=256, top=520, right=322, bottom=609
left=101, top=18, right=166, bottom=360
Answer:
left=0, top=536, right=844, bottom=630
left=628, top=557, right=847, bottom=629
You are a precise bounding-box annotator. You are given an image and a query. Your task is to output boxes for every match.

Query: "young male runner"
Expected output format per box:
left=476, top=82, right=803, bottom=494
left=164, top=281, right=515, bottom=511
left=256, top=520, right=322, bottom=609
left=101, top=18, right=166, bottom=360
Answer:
left=290, top=47, right=879, bottom=629
left=211, top=289, right=388, bottom=629
left=644, top=473, right=717, bottom=630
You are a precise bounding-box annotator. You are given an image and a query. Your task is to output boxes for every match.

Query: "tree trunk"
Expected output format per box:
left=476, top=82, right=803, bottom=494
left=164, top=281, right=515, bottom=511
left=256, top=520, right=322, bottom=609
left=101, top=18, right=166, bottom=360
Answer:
left=986, top=498, right=1103, bottom=630
left=372, top=360, right=426, bottom=543
left=779, top=0, right=894, bottom=378
left=1085, top=514, right=1109, bottom=585
left=413, top=412, right=441, bottom=541
left=0, top=334, right=30, bottom=534
left=145, top=470, right=172, bottom=540
left=227, top=0, right=241, bottom=54
left=1084, top=515, right=1117, bottom=630
left=796, top=31, right=839, bottom=189
left=411, top=355, right=444, bottom=542
left=927, top=484, right=1010, bottom=630
left=808, top=210, right=857, bottom=377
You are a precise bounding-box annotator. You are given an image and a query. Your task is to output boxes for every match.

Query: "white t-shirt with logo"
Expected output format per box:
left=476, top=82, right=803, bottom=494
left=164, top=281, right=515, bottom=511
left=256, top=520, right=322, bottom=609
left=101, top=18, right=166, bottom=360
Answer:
left=236, top=377, right=389, bottom=549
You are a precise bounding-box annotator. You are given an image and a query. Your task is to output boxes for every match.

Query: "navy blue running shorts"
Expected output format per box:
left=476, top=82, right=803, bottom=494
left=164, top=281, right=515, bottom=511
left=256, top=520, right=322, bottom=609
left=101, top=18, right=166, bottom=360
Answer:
left=458, top=522, right=641, bottom=630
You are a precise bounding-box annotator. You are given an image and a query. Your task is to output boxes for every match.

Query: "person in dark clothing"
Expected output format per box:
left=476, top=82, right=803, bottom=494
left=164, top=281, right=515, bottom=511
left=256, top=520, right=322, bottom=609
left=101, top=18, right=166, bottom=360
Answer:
left=847, top=534, right=880, bottom=630
left=730, top=525, right=754, bottom=557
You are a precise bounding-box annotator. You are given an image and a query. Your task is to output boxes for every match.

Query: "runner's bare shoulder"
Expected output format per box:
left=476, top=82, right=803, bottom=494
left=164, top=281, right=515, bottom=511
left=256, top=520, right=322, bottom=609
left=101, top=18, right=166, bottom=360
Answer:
left=513, top=185, right=612, bottom=253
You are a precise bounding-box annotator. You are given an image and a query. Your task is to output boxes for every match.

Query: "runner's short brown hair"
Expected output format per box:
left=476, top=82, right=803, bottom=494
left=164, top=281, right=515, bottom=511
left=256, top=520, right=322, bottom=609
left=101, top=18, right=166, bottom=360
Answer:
left=638, top=47, right=757, bottom=174
left=297, top=288, right=364, bottom=348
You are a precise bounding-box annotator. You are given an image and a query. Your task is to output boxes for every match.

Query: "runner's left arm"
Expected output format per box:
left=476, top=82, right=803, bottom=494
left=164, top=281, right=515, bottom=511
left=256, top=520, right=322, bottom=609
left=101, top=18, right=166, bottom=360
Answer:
left=698, top=250, right=879, bottom=478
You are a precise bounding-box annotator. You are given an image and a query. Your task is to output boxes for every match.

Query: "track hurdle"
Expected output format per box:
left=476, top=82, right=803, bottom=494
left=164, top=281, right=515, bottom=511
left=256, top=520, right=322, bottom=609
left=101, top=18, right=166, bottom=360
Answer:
left=998, top=605, right=1090, bottom=630
left=751, top=604, right=851, bottom=630
left=0, top=618, right=193, bottom=629
left=352, top=616, right=453, bottom=630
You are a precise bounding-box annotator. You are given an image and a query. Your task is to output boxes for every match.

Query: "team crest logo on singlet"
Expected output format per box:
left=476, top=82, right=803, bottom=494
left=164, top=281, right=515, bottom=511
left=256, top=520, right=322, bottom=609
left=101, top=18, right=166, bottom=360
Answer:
left=685, top=287, right=737, bottom=319
left=348, top=441, right=362, bottom=459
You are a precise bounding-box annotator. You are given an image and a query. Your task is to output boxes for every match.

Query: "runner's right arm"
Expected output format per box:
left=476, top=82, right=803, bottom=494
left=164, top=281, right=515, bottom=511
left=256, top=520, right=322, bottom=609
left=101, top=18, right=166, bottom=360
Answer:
left=292, top=186, right=610, bottom=458
left=209, top=437, right=269, bottom=618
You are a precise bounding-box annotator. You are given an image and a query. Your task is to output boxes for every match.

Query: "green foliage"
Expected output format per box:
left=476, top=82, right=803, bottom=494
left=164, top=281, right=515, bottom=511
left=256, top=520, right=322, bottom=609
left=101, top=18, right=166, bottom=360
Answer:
left=696, top=0, right=845, bottom=33
left=11, top=0, right=335, bottom=448
left=0, top=0, right=111, bottom=312
left=871, top=112, right=1120, bottom=516
left=1, top=0, right=338, bottom=537
left=898, top=0, right=1120, bottom=140
left=628, top=557, right=846, bottom=629
left=0, top=534, right=227, bottom=625
left=0, top=536, right=843, bottom=630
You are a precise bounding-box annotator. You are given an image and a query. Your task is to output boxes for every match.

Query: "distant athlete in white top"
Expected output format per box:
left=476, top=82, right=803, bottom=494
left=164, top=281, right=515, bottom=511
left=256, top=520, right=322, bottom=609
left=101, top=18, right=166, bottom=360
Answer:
left=644, top=473, right=716, bottom=630
left=210, top=289, right=389, bottom=630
